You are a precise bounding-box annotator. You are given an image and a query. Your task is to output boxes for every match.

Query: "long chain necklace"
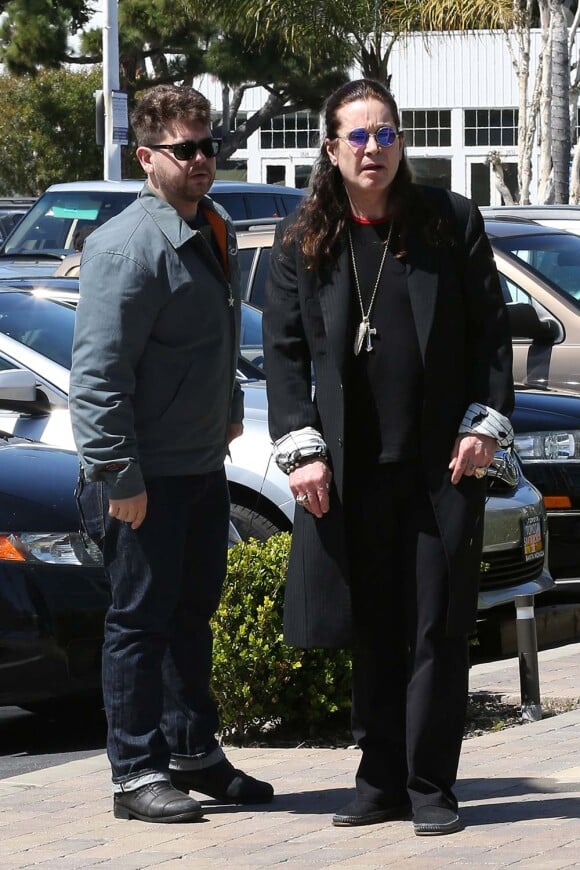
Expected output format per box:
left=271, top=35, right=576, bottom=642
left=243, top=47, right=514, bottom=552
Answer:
left=348, top=221, right=394, bottom=355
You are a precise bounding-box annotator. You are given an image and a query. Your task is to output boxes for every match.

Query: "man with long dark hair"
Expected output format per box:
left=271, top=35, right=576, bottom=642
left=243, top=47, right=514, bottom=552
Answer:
left=263, top=78, right=513, bottom=836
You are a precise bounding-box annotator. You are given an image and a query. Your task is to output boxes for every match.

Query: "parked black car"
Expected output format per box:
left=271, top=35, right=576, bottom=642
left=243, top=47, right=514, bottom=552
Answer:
left=512, top=385, right=580, bottom=581
left=0, top=436, right=108, bottom=709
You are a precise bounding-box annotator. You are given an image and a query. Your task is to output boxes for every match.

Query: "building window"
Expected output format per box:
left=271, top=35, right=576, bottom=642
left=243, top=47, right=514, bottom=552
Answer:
left=401, top=110, right=451, bottom=147
left=261, top=112, right=320, bottom=149
left=464, top=109, right=518, bottom=147
left=408, top=157, right=451, bottom=189
left=216, top=159, right=247, bottom=181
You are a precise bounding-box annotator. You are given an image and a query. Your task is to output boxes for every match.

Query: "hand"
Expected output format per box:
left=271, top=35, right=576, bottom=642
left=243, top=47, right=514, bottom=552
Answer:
left=449, top=434, right=497, bottom=485
left=289, top=459, right=332, bottom=519
left=108, top=491, right=148, bottom=530
left=227, top=422, right=244, bottom=444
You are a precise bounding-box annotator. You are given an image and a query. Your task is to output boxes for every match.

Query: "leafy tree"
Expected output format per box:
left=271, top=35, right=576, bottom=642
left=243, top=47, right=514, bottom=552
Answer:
left=0, top=0, right=349, bottom=170
left=0, top=67, right=103, bottom=195
left=233, top=0, right=514, bottom=84
left=0, top=0, right=92, bottom=74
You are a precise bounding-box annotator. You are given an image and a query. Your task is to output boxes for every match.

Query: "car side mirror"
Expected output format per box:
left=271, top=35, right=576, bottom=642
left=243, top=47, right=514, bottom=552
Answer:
left=0, top=369, right=51, bottom=414
left=506, top=302, right=559, bottom=343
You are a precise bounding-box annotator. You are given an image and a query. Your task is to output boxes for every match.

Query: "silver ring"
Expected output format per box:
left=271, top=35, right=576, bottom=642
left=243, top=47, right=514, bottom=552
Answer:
left=296, top=493, right=309, bottom=506
left=474, top=467, right=488, bottom=479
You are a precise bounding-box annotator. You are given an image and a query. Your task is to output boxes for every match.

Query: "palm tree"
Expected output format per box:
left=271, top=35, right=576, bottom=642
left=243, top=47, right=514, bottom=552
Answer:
left=231, top=1, right=513, bottom=84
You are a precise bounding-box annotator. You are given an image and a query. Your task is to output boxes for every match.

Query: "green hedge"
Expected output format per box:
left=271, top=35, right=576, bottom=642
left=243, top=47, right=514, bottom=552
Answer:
left=212, top=533, right=352, bottom=743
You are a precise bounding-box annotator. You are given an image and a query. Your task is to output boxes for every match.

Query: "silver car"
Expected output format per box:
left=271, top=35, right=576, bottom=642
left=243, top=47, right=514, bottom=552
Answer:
left=0, top=284, right=552, bottom=612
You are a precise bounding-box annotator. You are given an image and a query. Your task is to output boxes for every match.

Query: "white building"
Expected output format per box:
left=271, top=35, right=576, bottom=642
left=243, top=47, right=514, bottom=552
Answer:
left=197, top=30, right=580, bottom=206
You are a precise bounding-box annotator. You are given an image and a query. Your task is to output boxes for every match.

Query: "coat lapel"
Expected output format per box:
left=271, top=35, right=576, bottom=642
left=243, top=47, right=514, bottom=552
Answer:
left=318, top=244, right=351, bottom=375
left=405, top=231, right=439, bottom=363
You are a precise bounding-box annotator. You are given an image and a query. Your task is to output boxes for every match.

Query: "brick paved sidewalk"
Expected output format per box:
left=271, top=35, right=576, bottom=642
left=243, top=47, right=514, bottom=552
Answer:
left=0, top=643, right=579, bottom=869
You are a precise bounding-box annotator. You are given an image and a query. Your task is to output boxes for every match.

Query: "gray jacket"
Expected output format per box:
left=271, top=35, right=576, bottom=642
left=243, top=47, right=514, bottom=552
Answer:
left=69, top=185, right=243, bottom=499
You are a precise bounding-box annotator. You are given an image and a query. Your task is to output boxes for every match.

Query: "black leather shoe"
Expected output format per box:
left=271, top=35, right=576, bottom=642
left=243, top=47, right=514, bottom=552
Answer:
left=171, top=759, right=274, bottom=804
left=113, top=781, right=204, bottom=823
left=413, top=805, right=461, bottom=836
left=332, top=798, right=412, bottom=827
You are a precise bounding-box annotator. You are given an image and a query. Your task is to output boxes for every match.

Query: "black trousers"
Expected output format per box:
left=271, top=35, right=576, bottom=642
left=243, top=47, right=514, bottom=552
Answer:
left=344, top=461, right=469, bottom=811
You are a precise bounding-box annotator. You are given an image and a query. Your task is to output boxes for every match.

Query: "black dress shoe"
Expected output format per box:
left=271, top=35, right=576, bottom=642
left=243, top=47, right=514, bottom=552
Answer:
left=113, top=781, right=204, bottom=823
left=332, top=798, right=412, bottom=827
left=413, top=805, right=461, bottom=836
left=171, top=759, right=274, bottom=804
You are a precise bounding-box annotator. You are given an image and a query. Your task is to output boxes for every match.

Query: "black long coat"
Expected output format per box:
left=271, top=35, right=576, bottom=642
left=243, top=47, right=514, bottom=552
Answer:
left=262, top=187, right=514, bottom=648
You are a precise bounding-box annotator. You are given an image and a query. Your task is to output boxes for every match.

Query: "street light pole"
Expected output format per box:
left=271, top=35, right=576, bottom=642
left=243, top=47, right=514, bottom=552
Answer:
left=103, top=0, right=122, bottom=180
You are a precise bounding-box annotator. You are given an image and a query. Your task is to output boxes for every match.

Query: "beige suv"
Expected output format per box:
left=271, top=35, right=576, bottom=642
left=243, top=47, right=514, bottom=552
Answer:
left=486, top=218, right=580, bottom=391
left=239, top=217, right=580, bottom=393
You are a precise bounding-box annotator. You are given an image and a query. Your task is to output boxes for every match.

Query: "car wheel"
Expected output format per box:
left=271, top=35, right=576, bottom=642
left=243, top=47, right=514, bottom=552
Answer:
left=230, top=503, right=283, bottom=542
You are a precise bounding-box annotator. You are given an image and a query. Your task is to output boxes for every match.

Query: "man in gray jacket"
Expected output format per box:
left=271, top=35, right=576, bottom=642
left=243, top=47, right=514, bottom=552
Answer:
left=70, top=85, right=273, bottom=823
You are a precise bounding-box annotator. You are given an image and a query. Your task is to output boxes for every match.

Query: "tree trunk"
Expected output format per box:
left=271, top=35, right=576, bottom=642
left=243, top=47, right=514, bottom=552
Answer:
left=217, top=91, right=286, bottom=164
left=538, top=0, right=554, bottom=203
left=504, top=1, right=538, bottom=204
left=488, top=151, right=516, bottom=204
left=570, top=141, right=580, bottom=203
left=550, top=0, right=571, bottom=202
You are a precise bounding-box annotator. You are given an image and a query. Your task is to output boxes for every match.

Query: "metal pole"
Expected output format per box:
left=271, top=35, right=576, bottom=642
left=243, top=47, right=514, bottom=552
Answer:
left=515, top=594, right=542, bottom=722
left=102, top=0, right=122, bottom=180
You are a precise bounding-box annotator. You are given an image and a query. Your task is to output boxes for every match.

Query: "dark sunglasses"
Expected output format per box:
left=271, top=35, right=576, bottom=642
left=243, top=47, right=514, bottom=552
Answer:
left=338, top=126, right=399, bottom=149
left=147, top=138, right=222, bottom=160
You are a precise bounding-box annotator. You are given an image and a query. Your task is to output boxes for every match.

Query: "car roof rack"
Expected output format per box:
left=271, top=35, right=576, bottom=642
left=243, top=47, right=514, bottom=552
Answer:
left=233, top=217, right=283, bottom=231
left=0, top=196, right=36, bottom=209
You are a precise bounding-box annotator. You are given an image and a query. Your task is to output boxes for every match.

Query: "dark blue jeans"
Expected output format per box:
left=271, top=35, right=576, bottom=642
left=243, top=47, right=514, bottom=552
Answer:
left=76, top=468, right=230, bottom=786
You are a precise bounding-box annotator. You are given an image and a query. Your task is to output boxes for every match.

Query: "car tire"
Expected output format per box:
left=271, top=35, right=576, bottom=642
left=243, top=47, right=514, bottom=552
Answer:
left=230, top=503, right=283, bottom=542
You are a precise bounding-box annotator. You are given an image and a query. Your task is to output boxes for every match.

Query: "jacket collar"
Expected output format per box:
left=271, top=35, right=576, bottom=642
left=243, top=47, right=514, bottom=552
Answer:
left=138, top=184, right=232, bottom=277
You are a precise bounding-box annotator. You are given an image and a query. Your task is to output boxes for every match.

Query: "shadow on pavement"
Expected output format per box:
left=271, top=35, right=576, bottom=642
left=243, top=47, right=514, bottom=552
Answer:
left=0, top=705, right=107, bottom=778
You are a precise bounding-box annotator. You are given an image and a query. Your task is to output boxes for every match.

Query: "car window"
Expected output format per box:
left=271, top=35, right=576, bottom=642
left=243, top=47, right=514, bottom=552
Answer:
left=240, top=304, right=263, bottom=347
left=211, top=191, right=303, bottom=220
left=2, top=191, right=138, bottom=256
left=210, top=193, right=246, bottom=220
left=0, top=293, right=75, bottom=368
left=498, top=272, right=555, bottom=322
left=246, top=194, right=282, bottom=218
left=493, top=233, right=580, bottom=306
left=238, top=248, right=256, bottom=298
left=0, top=354, right=16, bottom=371
left=278, top=194, right=304, bottom=215
left=499, top=273, right=534, bottom=306
left=0, top=211, right=26, bottom=241
left=249, top=248, right=272, bottom=309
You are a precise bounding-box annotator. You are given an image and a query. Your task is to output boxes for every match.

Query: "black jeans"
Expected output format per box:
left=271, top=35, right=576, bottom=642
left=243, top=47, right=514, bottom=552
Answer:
left=345, top=461, right=469, bottom=811
left=77, top=468, right=230, bottom=786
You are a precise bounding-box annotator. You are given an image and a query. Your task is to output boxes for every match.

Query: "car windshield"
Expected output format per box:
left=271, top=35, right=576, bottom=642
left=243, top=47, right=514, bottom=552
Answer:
left=0, top=291, right=264, bottom=381
left=492, top=232, right=580, bottom=307
left=1, top=191, right=138, bottom=257
left=0, top=292, right=76, bottom=368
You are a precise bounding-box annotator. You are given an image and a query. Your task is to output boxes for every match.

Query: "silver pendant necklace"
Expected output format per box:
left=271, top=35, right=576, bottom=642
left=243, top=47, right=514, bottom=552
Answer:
left=348, top=221, right=394, bottom=355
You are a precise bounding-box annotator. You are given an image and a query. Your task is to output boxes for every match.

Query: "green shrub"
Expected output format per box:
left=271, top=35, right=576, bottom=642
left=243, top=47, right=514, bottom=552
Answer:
left=211, top=532, right=352, bottom=743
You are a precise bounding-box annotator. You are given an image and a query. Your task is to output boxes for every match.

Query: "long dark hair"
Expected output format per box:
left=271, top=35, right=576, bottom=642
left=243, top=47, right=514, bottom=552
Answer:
left=285, top=79, right=424, bottom=271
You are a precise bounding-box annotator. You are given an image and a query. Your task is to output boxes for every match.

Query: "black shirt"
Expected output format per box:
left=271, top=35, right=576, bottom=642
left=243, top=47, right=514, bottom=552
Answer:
left=345, top=217, right=424, bottom=467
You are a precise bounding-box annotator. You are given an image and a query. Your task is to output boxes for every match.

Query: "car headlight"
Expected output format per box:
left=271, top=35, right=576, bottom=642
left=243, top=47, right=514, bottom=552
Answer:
left=514, top=431, right=580, bottom=461
left=0, top=532, right=103, bottom=566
